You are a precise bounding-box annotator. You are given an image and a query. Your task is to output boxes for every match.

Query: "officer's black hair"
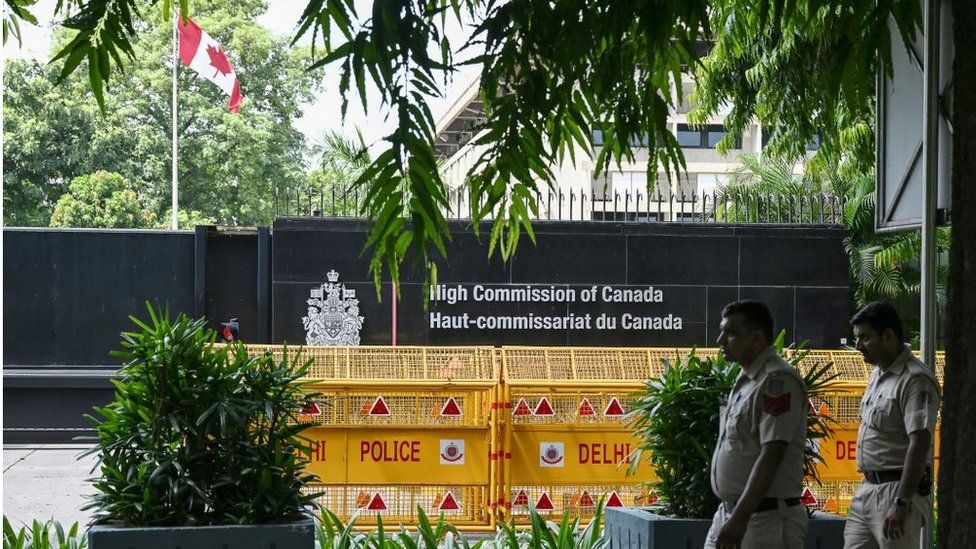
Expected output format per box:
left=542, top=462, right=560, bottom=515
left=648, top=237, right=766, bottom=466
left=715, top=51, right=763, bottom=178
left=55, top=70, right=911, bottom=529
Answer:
left=721, top=300, right=774, bottom=342
left=850, top=301, right=905, bottom=343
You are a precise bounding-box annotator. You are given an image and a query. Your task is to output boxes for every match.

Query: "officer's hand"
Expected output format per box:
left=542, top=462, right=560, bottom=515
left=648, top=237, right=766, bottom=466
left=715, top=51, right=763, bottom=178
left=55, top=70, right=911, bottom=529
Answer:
left=883, top=504, right=909, bottom=540
left=716, top=515, right=748, bottom=548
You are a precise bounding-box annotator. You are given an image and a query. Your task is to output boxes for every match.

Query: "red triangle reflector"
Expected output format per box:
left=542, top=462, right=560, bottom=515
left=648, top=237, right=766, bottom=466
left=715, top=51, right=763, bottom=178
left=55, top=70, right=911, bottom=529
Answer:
left=438, top=491, right=461, bottom=511
left=579, top=490, right=596, bottom=507
left=440, top=397, right=462, bottom=416
left=300, top=401, right=322, bottom=415
left=534, top=397, right=555, bottom=416
left=513, top=490, right=529, bottom=506
left=368, top=396, right=391, bottom=416
left=535, top=492, right=555, bottom=511
left=366, top=492, right=388, bottom=511
left=604, top=397, right=625, bottom=416
left=578, top=398, right=596, bottom=416
left=513, top=398, right=532, bottom=416
left=606, top=491, right=624, bottom=507
left=801, top=487, right=818, bottom=506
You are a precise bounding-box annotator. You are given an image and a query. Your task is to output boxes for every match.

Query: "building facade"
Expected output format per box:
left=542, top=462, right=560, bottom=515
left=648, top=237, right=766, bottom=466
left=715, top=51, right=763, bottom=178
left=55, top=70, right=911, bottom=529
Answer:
left=434, top=76, right=810, bottom=221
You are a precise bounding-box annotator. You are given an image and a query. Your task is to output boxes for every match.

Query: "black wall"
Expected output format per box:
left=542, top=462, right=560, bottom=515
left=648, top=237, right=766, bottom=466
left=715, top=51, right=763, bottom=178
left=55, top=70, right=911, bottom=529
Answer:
left=3, top=229, right=194, bottom=443
left=3, top=227, right=273, bottom=367
left=2, top=227, right=266, bottom=442
left=272, top=219, right=850, bottom=348
left=3, top=223, right=851, bottom=363
left=3, top=229, right=196, bottom=366
left=204, top=227, right=269, bottom=345
left=3, top=222, right=848, bottom=442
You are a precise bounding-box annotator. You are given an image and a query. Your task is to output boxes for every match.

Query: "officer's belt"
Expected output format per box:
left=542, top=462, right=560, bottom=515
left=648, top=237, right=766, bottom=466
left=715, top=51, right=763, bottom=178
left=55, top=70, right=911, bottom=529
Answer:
left=722, top=497, right=801, bottom=514
left=863, top=470, right=903, bottom=484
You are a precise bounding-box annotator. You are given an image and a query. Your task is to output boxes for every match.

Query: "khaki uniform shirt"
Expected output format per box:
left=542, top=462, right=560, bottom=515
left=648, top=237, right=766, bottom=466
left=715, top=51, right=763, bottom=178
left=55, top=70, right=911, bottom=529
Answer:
left=856, top=344, right=940, bottom=472
left=711, top=346, right=807, bottom=501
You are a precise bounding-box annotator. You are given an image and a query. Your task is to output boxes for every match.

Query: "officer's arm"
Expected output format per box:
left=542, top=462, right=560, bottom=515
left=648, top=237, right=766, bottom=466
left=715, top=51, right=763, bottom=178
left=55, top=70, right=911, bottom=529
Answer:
left=896, top=430, right=930, bottom=502
left=895, top=375, right=939, bottom=502
left=728, top=441, right=789, bottom=520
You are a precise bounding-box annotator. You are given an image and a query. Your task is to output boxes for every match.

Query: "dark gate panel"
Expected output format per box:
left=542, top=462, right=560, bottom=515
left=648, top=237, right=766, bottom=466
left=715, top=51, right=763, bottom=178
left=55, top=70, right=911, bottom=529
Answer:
left=3, top=229, right=196, bottom=367
left=204, top=228, right=260, bottom=342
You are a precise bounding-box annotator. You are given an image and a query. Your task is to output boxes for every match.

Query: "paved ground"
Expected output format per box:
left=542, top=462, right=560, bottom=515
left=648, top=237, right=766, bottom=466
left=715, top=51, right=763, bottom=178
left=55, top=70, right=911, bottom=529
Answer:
left=3, top=445, right=97, bottom=529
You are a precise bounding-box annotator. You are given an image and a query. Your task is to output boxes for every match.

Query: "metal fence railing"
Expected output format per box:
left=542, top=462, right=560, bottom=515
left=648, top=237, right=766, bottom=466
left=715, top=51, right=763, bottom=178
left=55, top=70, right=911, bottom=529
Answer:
left=275, top=186, right=848, bottom=225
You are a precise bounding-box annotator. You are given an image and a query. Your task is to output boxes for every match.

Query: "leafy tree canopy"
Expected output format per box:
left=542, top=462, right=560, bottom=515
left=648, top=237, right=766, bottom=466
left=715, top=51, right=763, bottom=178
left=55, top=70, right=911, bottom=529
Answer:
left=50, top=171, right=157, bottom=228
left=3, top=0, right=323, bottom=227
left=8, top=0, right=920, bottom=286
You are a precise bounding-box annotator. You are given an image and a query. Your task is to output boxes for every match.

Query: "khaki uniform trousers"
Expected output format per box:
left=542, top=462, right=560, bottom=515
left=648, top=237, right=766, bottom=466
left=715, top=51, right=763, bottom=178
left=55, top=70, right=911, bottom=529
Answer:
left=844, top=480, right=931, bottom=549
left=704, top=501, right=807, bottom=549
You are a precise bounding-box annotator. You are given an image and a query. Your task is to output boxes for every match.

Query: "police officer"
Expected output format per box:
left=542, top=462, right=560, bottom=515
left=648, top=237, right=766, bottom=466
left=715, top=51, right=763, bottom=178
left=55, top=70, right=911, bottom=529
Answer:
left=844, top=301, right=940, bottom=549
left=706, top=300, right=808, bottom=549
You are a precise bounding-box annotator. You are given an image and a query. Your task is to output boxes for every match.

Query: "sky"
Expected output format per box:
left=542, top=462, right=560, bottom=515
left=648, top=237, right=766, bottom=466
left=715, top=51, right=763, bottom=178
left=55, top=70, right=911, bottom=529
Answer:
left=3, top=0, right=479, bottom=156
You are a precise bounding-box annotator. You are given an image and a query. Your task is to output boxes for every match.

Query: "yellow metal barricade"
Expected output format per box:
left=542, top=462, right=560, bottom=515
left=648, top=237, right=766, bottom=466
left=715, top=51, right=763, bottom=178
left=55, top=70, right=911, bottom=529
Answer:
left=239, top=344, right=944, bottom=528
left=500, top=347, right=945, bottom=523
left=244, top=344, right=501, bottom=530
left=500, top=347, right=665, bottom=524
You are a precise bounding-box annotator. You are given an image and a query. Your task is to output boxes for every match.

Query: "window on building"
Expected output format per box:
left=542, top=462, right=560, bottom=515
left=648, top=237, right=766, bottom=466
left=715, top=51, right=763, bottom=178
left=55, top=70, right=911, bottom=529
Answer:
left=696, top=173, right=729, bottom=196
left=761, top=126, right=821, bottom=150
left=612, top=172, right=656, bottom=196
left=592, top=129, right=651, bottom=147
left=706, top=126, right=728, bottom=148
left=676, top=124, right=740, bottom=149
left=675, top=173, right=697, bottom=198
left=601, top=171, right=672, bottom=200
left=677, top=125, right=704, bottom=147
left=706, top=125, right=740, bottom=148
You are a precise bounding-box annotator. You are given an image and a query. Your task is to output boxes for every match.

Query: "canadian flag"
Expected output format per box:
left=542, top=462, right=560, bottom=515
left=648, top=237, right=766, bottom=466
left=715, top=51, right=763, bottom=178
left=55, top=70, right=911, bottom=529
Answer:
left=177, top=15, right=243, bottom=113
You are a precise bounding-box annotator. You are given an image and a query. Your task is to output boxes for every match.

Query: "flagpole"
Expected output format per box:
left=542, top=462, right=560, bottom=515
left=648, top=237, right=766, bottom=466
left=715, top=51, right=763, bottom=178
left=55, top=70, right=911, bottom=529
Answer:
left=171, top=10, right=179, bottom=230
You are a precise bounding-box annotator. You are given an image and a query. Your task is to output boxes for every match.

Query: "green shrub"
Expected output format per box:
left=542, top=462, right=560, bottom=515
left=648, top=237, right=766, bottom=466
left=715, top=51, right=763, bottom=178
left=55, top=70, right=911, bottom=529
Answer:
left=489, top=499, right=608, bottom=549
left=313, top=500, right=609, bottom=548
left=626, top=332, right=836, bottom=518
left=2, top=517, right=87, bottom=549
left=626, top=347, right=739, bottom=518
left=81, top=305, right=319, bottom=526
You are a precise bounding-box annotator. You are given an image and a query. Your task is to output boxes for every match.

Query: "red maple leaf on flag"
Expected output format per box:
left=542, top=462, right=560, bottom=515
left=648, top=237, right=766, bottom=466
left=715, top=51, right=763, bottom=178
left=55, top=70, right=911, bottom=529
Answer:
left=206, top=44, right=233, bottom=78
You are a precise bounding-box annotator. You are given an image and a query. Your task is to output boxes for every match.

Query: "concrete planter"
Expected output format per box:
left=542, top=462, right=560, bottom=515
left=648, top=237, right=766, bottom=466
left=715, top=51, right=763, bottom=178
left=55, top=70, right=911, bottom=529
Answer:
left=605, top=507, right=846, bottom=549
left=88, top=518, right=315, bottom=549
left=806, top=513, right=847, bottom=549
left=605, top=508, right=711, bottom=548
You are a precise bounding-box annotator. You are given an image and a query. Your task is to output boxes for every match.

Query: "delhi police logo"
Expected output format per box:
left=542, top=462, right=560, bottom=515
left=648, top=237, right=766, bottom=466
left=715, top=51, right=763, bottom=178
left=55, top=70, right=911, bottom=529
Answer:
left=440, top=439, right=465, bottom=465
left=303, top=270, right=364, bottom=346
left=539, top=442, right=564, bottom=467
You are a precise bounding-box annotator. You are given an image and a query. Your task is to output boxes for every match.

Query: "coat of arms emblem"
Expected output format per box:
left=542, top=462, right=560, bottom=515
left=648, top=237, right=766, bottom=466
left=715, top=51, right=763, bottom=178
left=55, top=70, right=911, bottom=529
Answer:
left=303, top=270, right=364, bottom=346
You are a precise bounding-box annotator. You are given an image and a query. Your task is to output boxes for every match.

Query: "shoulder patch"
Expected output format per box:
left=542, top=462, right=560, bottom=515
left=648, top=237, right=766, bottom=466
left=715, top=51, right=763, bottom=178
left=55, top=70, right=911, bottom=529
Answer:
left=916, top=389, right=933, bottom=408
left=763, top=393, right=791, bottom=416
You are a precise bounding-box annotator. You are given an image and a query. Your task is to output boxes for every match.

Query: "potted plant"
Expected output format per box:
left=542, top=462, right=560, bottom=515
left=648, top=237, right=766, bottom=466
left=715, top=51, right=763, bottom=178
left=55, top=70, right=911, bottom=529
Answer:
left=83, top=305, right=319, bottom=548
left=608, top=333, right=844, bottom=548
